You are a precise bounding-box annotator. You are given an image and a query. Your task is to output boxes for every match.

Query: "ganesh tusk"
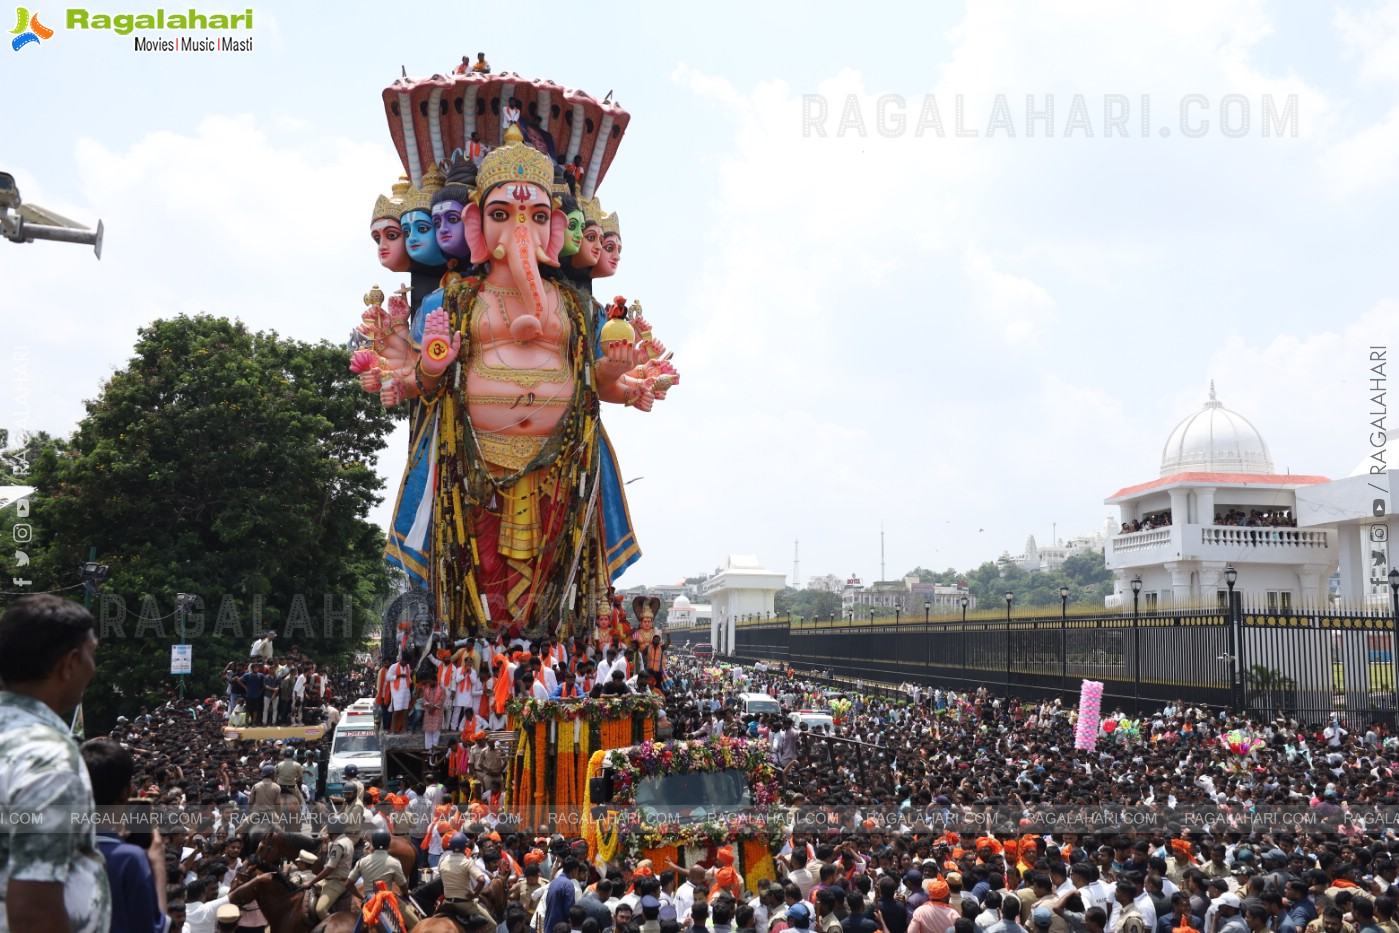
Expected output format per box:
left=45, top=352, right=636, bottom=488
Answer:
left=492, top=245, right=506, bottom=261
left=535, top=244, right=552, bottom=264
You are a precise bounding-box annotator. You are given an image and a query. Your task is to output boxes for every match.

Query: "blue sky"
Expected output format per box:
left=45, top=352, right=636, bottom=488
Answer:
left=3, top=1, right=1397, bottom=589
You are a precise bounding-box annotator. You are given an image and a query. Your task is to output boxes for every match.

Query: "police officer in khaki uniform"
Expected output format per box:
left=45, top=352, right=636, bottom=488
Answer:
left=308, top=815, right=356, bottom=921
left=347, top=831, right=419, bottom=929
left=248, top=764, right=282, bottom=826
left=477, top=740, right=504, bottom=799
left=275, top=747, right=304, bottom=823
left=437, top=833, right=493, bottom=926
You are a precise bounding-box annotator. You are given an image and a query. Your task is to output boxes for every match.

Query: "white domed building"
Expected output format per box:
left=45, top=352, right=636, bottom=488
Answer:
left=1104, top=383, right=1335, bottom=609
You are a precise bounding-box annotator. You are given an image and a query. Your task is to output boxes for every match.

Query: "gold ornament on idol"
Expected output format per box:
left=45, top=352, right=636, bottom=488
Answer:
left=371, top=176, right=412, bottom=223
left=472, top=139, right=556, bottom=205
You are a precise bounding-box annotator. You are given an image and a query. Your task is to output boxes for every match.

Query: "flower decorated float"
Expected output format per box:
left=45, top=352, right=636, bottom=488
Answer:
left=349, top=65, right=680, bottom=646
left=347, top=62, right=688, bottom=818
left=581, top=737, right=788, bottom=889
left=505, top=694, right=663, bottom=829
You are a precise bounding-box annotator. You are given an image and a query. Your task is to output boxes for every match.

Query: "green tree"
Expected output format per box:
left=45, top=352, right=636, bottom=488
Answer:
left=24, top=315, right=396, bottom=730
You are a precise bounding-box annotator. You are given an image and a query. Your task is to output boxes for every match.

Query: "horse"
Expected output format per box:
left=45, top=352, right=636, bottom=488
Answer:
left=228, top=869, right=332, bottom=933
left=251, top=827, right=415, bottom=898
left=405, top=873, right=507, bottom=932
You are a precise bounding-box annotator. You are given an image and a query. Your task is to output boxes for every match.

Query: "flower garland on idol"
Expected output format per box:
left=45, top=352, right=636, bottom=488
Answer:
left=583, top=737, right=789, bottom=859
left=507, top=694, right=663, bottom=728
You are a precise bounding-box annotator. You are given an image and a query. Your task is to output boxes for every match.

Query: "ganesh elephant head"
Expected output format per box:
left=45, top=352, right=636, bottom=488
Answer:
left=464, top=142, right=568, bottom=335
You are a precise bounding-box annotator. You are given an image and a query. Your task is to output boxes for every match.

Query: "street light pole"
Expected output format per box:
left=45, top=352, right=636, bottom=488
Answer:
left=1131, top=575, right=1142, bottom=716
left=959, top=595, right=969, bottom=687
left=1060, top=585, right=1070, bottom=696
left=1225, top=565, right=1240, bottom=713
left=1005, top=590, right=1014, bottom=693
left=924, top=600, right=932, bottom=674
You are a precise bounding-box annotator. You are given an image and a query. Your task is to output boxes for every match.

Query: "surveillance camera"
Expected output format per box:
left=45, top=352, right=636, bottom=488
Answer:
left=0, top=173, right=18, bottom=211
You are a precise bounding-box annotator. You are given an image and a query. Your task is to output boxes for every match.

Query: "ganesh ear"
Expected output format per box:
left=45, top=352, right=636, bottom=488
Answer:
left=542, top=209, right=567, bottom=266
left=464, top=202, right=490, bottom=264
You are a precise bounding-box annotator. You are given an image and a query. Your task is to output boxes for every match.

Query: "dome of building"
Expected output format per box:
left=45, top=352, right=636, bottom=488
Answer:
left=672, top=594, right=692, bottom=608
left=1159, top=382, right=1274, bottom=477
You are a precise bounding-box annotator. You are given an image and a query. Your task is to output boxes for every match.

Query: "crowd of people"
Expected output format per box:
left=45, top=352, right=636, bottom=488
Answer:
left=1214, top=510, right=1297, bottom=529
left=1121, top=513, right=1173, bottom=534
left=7, top=591, right=1399, bottom=933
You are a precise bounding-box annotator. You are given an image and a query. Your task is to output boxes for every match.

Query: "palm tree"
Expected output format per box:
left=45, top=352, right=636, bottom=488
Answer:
left=1245, top=664, right=1295, bottom=715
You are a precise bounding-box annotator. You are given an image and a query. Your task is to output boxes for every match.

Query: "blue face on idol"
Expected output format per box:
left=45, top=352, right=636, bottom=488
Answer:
left=400, top=209, right=446, bottom=266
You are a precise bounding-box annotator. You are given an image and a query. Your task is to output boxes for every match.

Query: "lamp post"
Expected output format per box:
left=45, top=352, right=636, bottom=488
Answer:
left=1225, top=565, right=1240, bottom=712
left=1389, top=568, right=1399, bottom=715
left=1130, top=575, right=1142, bottom=715
left=959, top=595, right=969, bottom=686
left=894, top=606, right=900, bottom=627
left=1060, top=585, right=1070, bottom=695
left=80, top=559, right=109, bottom=611
left=1005, top=590, right=1014, bottom=692
left=75, top=553, right=108, bottom=738
left=175, top=592, right=195, bottom=700
left=924, top=600, right=932, bottom=673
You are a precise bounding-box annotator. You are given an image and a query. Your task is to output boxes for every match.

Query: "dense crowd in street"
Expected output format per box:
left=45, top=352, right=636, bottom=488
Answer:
left=6, top=593, right=1399, bottom=933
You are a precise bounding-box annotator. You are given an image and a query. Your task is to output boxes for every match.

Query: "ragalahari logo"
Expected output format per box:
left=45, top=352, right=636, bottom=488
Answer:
left=11, top=7, right=53, bottom=51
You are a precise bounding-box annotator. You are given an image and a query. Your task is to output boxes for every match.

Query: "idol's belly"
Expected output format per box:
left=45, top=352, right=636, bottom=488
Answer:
left=464, top=369, right=573, bottom=434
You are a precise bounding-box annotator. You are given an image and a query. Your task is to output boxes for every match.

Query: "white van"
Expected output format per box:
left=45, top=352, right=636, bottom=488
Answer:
left=325, top=699, right=381, bottom=795
left=739, top=692, right=782, bottom=717
left=791, top=709, right=835, bottom=733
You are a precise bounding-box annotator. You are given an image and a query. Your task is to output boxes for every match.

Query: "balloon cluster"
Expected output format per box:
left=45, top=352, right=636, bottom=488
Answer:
left=829, top=698, right=853, bottom=724
left=1075, top=680, right=1104, bottom=750
left=1220, top=728, right=1264, bottom=758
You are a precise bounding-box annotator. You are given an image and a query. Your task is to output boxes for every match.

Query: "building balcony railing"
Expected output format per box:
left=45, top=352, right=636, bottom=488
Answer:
left=1108, top=522, right=1333, bottom=566
left=1200, top=526, right=1328, bottom=548
left=1111, top=528, right=1173, bottom=552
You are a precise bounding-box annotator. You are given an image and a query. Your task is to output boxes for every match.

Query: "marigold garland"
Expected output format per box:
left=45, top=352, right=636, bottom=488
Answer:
left=743, top=838, right=776, bottom=890
left=533, top=722, right=548, bottom=829
left=507, top=695, right=662, bottom=728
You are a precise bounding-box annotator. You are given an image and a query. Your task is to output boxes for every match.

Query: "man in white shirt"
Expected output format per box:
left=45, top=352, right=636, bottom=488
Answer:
left=183, top=878, right=230, bottom=933
left=292, top=669, right=307, bottom=724
left=595, top=649, right=619, bottom=686
left=674, top=865, right=705, bottom=921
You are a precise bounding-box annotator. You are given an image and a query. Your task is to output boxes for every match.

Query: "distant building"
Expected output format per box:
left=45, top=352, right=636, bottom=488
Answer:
left=1007, top=521, right=1113, bottom=572
left=1103, top=383, right=1334, bottom=610
left=841, top=573, right=974, bottom=615
left=701, top=555, right=786, bottom=653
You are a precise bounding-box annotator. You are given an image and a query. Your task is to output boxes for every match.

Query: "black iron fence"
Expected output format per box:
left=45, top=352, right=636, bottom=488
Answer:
left=666, top=606, right=1399, bottom=727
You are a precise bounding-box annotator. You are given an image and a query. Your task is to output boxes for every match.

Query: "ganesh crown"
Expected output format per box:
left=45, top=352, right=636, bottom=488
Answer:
left=473, top=143, right=557, bottom=203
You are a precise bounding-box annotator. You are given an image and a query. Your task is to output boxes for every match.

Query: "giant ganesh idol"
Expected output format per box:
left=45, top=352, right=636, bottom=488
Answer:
left=350, top=68, right=678, bottom=643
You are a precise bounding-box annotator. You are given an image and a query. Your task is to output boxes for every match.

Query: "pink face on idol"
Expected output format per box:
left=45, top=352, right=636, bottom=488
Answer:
left=592, top=233, right=622, bottom=278
left=570, top=223, right=603, bottom=270
left=371, top=218, right=410, bottom=273
left=481, top=183, right=554, bottom=256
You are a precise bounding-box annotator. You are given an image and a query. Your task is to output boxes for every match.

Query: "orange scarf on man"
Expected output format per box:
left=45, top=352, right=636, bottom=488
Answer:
left=492, top=657, right=511, bottom=715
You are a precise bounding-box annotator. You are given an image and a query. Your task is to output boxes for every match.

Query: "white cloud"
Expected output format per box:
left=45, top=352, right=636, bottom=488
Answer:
left=1318, top=104, right=1399, bottom=199
left=963, top=251, right=1056, bottom=343
left=1336, top=2, right=1399, bottom=84
left=1201, top=301, right=1399, bottom=480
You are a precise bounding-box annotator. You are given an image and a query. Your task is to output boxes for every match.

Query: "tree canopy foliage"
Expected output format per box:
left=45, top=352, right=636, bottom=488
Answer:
left=5, top=316, right=396, bottom=730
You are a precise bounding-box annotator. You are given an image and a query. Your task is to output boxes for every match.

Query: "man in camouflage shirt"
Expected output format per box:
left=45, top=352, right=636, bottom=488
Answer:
left=0, top=595, right=111, bottom=933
